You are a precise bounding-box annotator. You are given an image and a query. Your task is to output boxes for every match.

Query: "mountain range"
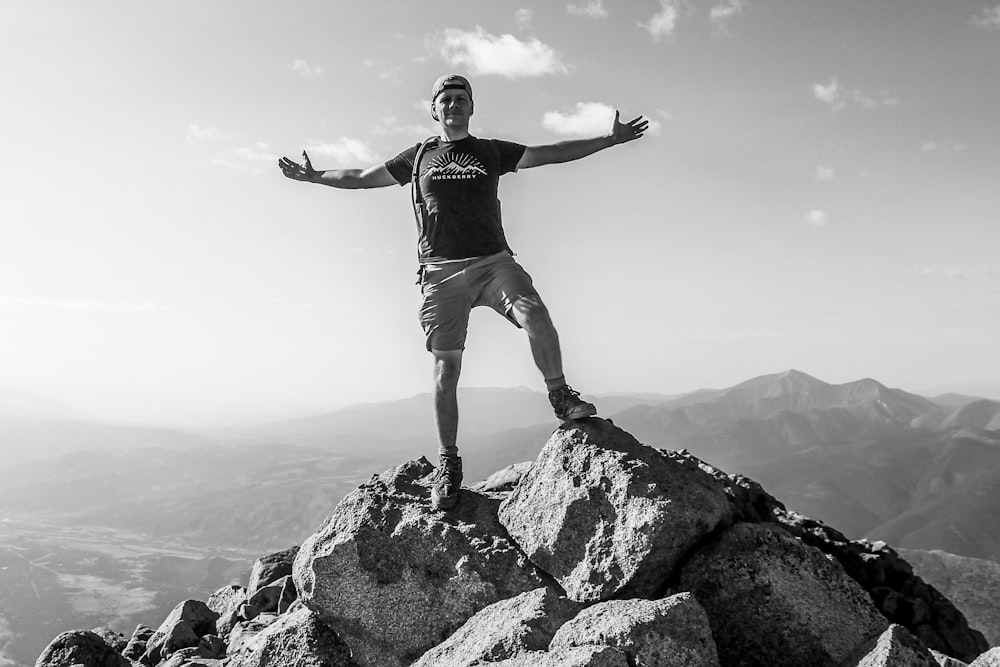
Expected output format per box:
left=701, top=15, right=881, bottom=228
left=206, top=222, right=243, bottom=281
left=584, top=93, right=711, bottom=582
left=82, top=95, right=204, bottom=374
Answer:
left=1, top=370, right=999, bottom=664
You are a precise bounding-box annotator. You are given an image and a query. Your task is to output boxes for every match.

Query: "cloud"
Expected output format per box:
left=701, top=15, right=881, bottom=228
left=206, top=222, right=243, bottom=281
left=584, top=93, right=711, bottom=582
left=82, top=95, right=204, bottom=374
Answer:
left=812, top=77, right=842, bottom=107
left=291, top=58, right=322, bottom=77
left=812, top=76, right=897, bottom=111
left=805, top=209, right=828, bottom=228
left=516, top=8, right=534, bottom=27
left=710, top=0, right=745, bottom=30
left=815, top=166, right=835, bottom=181
left=567, top=0, right=608, bottom=19
left=905, top=268, right=987, bottom=280
left=640, top=0, right=681, bottom=40
left=435, top=26, right=568, bottom=78
left=362, top=58, right=402, bottom=83
left=543, top=102, right=616, bottom=136
left=920, top=140, right=968, bottom=154
left=311, top=138, right=381, bottom=165
left=972, top=5, right=1000, bottom=28
left=185, top=124, right=228, bottom=143
left=0, top=295, right=171, bottom=313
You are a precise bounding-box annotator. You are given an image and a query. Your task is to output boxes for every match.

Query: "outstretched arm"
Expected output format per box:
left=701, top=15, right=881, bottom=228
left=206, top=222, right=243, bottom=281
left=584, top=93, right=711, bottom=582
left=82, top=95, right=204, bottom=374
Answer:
left=517, top=110, right=648, bottom=170
left=278, top=151, right=396, bottom=189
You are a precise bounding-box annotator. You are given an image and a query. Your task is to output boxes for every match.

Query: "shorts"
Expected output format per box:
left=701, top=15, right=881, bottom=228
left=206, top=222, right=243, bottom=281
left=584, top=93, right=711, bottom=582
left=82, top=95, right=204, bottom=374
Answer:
left=418, top=251, right=539, bottom=352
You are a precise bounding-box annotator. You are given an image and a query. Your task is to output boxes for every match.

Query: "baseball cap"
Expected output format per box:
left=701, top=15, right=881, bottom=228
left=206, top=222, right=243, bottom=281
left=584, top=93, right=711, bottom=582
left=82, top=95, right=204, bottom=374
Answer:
left=431, top=74, right=473, bottom=102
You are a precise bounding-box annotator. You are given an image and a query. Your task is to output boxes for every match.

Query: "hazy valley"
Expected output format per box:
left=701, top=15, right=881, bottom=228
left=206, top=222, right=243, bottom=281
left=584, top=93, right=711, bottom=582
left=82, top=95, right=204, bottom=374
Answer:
left=2, top=371, right=999, bottom=664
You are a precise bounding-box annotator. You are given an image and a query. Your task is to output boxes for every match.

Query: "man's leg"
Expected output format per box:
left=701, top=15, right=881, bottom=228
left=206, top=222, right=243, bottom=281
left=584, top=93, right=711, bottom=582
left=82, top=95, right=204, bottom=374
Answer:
left=511, top=295, right=597, bottom=421
left=510, top=294, right=563, bottom=381
left=431, top=349, right=463, bottom=459
left=430, top=349, right=464, bottom=510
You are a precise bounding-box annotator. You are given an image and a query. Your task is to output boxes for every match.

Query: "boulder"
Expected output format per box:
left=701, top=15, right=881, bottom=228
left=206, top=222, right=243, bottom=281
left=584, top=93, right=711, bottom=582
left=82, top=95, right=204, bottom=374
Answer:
left=226, top=606, right=356, bottom=667
left=472, top=461, right=533, bottom=492
left=487, top=646, right=631, bottom=666
left=160, top=647, right=202, bottom=666
left=247, top=546, right=299, bottom=598
left=197, top=634, right=227, bottom=659
left=34, top=630, right=132, bottom=667
left=122, top=624, right=154, bottom=661
left=675, top=448, right=989, bottom=663
left=499, top=419, right=733, bottom=602
left=971, top=648, right=1000, bottom=666
left=677, top=521, right=888, bottom=666
left=152, top=599, right=219, bottom=638
left=293, top=458, right=548, bottom=667
left=206, top=584, right=246, bottom=617
left=930, top=649, right=969, bottom=667
left=845, top=624, right=940, bottom=666
left=227, top=614, right=280, bottom=655
left=549, top=592, right=719, bottom=667
left=277, top=575, right=298, bottom=613
left=412, top=587, right=582, bottom=666
left=89, top=627, right=126, bottom=653
left=142, top=620, right=199, bottom=665
left=142, top=599, right=219, bottom=664
left=247, top=575, right=291, bottom=613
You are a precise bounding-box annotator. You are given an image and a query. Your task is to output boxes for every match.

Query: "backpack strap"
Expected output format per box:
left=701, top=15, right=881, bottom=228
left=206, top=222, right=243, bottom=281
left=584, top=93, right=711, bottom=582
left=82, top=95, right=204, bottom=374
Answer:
left=411, top=136, right=438, bottom=220
left=412, top=136, right=438, bottom=280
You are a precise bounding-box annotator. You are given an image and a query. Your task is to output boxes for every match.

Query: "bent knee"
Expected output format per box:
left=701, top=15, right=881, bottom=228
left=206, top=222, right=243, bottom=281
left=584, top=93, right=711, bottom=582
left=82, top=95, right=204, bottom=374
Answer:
left=512, top=295, right=549, bottom=322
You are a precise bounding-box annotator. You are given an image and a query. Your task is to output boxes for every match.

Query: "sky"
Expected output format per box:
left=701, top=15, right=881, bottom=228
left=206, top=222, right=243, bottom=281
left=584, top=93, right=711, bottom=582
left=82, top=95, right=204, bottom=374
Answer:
left=1, top=0, right=998, bottom=426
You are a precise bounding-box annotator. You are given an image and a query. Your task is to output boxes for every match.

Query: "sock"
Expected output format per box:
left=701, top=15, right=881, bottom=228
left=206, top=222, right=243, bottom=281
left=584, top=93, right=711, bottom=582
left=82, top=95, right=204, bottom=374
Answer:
left=439, top=444, right=459, bottom=460
left=544, top=375, right=567, bottom=392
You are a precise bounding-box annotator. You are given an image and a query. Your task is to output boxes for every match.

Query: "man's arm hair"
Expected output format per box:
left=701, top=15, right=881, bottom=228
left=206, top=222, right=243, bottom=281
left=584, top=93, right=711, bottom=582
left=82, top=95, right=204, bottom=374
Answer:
left=278, top=152, right=397, bottom=189
left=517, top=110, right=648, bottom=170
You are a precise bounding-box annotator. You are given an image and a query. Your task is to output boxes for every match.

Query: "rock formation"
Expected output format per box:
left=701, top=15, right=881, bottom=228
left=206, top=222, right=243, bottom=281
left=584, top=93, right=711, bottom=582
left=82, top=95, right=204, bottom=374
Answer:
left=35, top=418, right=994, bottom=667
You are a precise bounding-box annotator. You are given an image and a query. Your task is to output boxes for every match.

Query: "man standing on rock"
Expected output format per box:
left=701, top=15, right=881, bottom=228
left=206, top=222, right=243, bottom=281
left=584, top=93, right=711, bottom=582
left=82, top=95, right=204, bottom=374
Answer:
left=279, top=74, right=647, bottom=510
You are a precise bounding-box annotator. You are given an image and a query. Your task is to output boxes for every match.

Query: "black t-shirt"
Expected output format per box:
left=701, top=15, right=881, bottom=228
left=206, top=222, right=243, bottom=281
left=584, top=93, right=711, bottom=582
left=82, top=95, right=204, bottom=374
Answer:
left=385, top=136, right=526, bottom=263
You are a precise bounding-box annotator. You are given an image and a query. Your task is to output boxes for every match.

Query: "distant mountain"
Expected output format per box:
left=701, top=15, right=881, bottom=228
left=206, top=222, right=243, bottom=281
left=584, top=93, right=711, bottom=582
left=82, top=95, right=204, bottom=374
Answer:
left=0, top=387, right=90, bottom=421
left=0, top=443, right=389, bottom=552
left=901, top=549, right=1000, bottom=646
left=0, top=418, right=211, bottom=471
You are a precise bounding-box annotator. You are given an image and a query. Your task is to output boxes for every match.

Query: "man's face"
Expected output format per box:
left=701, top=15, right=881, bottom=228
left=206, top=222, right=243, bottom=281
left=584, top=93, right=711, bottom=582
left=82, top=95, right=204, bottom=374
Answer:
left=433, top=89, right=473, bottom=126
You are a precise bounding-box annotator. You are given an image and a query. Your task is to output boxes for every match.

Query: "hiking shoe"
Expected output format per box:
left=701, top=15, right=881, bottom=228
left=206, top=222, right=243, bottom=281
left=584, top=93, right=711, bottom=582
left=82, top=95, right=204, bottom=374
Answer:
left=549, top=385, right=597, bottom=421
left=431, top=456, right=463, bottom=511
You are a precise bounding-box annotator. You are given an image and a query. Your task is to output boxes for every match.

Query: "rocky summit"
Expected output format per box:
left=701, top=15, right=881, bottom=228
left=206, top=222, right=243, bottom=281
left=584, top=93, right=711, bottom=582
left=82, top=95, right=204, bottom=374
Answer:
left=35, top=418, right=994, bottom=667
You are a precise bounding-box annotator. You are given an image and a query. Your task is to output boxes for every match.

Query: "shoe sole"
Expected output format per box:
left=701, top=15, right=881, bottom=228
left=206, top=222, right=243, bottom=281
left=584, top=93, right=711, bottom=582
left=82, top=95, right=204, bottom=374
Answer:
left=560, top=404, right=597, bottom=421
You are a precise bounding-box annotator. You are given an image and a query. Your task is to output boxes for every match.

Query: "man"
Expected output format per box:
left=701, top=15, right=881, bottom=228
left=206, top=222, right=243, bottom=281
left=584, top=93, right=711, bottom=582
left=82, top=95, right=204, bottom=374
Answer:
left=279, top=74, right=647, bottom=510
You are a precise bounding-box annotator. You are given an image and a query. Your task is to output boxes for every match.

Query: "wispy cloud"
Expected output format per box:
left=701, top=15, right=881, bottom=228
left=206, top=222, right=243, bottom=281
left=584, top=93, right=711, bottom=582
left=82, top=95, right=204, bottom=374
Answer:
left=812, top=76, right=898, bottom=111
left=815, top=166, right=835, bottom=182
left=185, top=124, right=228, bottom=143
left=435, top=26, right=568, bottom=78
left=0, top=295, right=171, bottom=313
left=543, top=102, right=616, bottom=136
left=905, top=268, right=990, bottom=280
left=516, top=8, right=534, bottom=28
left=805, top=209, right=828, bottom=228
left=311, top=138, right=381, bottom=165
left=362, top=58, right=402, bottom=83
left=640, top=0, right=681, bottom=40
left=710, top=0, right=745, bottom=31
left=920, top=140, right=968, bottom=154
left=567, top=0, right=608, bottom=19
left=971, top=5, right=1000, bottom=28
left=291, top=58, right=323, bottom=78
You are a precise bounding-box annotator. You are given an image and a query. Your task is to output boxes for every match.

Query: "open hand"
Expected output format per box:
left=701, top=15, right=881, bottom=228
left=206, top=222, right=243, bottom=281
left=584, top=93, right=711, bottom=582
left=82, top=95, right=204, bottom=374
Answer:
left=610, top=111, right=649, bottom=145
left=278, top=151, right=318, bottom=181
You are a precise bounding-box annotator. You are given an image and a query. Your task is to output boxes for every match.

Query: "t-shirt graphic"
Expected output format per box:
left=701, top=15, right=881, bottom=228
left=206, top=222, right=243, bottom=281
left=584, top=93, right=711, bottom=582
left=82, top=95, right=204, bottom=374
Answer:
left=385, top=136, right=527, bottom=262
left=425, top=153, right=488, bottom=180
